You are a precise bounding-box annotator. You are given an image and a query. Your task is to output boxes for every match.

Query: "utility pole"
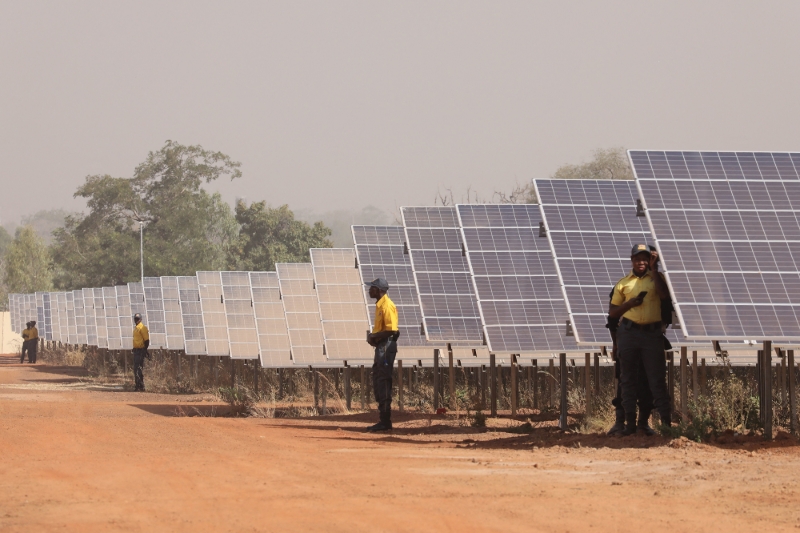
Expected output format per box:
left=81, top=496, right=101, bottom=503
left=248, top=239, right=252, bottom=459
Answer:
left=140, top=221, right=144, bottom=281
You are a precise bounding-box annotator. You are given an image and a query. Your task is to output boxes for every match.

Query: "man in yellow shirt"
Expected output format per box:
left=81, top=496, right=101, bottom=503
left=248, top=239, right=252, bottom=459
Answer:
left=609, top=244, right=671, bottom=436
left=132, top=313, right=150, bottom=392
left=20, top=321, right=38, bottom=364
left=364, top=278, right=399, bottom=432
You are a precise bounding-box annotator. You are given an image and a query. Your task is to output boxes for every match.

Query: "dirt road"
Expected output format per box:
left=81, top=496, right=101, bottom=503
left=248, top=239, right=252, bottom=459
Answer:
left=1, top=355, right=798, bottom=532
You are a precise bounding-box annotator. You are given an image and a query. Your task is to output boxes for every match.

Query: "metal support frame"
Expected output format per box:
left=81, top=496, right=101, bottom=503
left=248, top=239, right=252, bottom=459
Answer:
left=489, top=353, right=497, bottom=417
left=559, top=353, right=568, bottom=430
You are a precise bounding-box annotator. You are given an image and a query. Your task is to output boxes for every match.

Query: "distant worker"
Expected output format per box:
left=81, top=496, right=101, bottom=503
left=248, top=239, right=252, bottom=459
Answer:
left=608, top=244, right=671, bottom=436
left=364, top=278, right=399, bottom=432
left=132, top=313, right=150, bottom=392
left=20, top=321, right=38, bottom=364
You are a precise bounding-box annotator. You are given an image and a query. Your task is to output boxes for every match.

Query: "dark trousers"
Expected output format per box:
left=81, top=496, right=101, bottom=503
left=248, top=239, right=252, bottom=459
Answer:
left=613, top=357, right=653, bottom=423
left=20, top=340, right=37, bottom=363
left=133, top=349, right=146, bottom=391
left=618, top=325, right=670, bottom=422
left=372, top=338, right=397, bottom=416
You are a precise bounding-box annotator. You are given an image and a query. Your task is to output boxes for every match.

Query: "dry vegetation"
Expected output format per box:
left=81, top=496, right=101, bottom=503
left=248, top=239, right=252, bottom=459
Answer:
left=33, top=343, right=798, bottom=441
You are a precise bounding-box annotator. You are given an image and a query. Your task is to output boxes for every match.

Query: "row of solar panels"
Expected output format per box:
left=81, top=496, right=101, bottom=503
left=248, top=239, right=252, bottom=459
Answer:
left=10, top=151, right=799, bottom=366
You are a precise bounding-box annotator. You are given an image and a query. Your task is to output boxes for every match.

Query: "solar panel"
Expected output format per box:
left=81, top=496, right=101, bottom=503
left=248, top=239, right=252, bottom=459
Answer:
left=401, top=206, right=484, bottom=343
left=93, top=288, right=107, bottom=348
left=35, top=292, right=44, bottom=336
left=178, top=276, right=206, bottom=355
left=82, top=288, right=97, bottom=346
left=161, top=276, right=185, bottom=350
left=631, top=150, right=800, bottom=340
left=457, top=204, right=580, bottom=354
left=143, top=277, right=167, bottom=349
left=42, top=293, right=52, bottom=341
left=64, top=292, right=76, bottom=344
left=72, top=290, right=87, bottom=345
left=249, top=272, right=291, bottom=367
left=116, top=286, right=132, bottom=349
left=221, top=271, right=259, bottom=359
left=48, top=293, right=60, bottom=342
left=128, top=282, right=147, bottom=325
left=56, top=293, right=69, bottom=344
left=533, top=180, right=651, bottom=345
left=103, top=287, right=121, bottom=349
left=197, top=271, right=230, bottom=356
left=353, top=225, right=445, bottom=364
left=310, top=248, right=373, bottom=363
left=276, top=263, right=326, bottom=365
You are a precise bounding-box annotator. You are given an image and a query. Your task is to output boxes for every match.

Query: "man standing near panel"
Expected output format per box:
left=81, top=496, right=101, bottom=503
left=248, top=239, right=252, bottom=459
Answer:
left=365, top=278, right=399, bottom=432
left=132, top=313, right=150, bottom=392
left=21, top=321, right=38, bottom=363
left=609, top=245, right=671, bottom=435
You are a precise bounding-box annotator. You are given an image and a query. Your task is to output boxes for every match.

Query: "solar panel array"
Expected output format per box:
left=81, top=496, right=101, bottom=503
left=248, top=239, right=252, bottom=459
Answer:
left=457, top=204, right=579, bottom=354
left=310, top=248, right=374, bottom=362
left=276, top=263, right=326, bottom=365
left=402, top=207, right=484, bottom=343
left=178, top=276, right=206, bottom=355
left=161, top=277, right=185, bottom=350
left=631, top=150, right=800, bottom=341
left=14, top=160, right=799, bottom=363
left=222, top=271, right=259, bottom=359
left=249, top=272, right=290, bottom=367
left=197, top=271, right=230, bottom=356
left=534, top=180, right=651, bottom=345
left=143, top=277, right=167, bottom=349
left=352, top=226, right=436, bottom=361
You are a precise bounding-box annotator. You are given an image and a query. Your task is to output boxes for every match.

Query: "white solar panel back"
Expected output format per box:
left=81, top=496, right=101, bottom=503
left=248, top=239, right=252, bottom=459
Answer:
left=143, top=277, right=167, bottom=349
left=73, top=290, right=87, bottom=345
left=116, top=285, right=132, bottom=349
left=221, top=271, right=259, bottom=359
left=178, top=276, right=206, bottom=355
left=128, top=282, right=147, bottom=327
left=103, top=287, right=121, bottom=349
left=197, top=271, right=230, bottom=356
left=93, top=288, right=107, bottom=348
left=161, top=276, right=185, bottom=350
left=276, top=263, right=327, bottom=366
left=56, top=293, right=70, bottom=344
left=249, top=272, right=291, bottom=367
left=83, top=288, right=97, bottom=346
left=310, top=248, right=373, bottom=362
left=42, top=293, right=53, bottom=341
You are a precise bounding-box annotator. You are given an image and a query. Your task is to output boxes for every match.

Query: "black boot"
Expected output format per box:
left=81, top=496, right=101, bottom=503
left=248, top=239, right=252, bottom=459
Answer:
left=607, top=410, right=626, bottom=436
left=637, top=410, right=655, bottom=436
left=366, top=411, right=392, bottom=432
left=659, top=411, right=671, bottom=427
left=621, top=414, right=637, bottom=436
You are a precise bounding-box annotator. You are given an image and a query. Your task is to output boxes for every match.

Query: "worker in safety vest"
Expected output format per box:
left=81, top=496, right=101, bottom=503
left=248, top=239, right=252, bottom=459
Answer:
left=364, top=278, right=399, bottom=432
left=609, top=245, right=672, bottom=436
left=132, top=313, right=150, bottom=392
left=21, top=321, right=39, bottom=364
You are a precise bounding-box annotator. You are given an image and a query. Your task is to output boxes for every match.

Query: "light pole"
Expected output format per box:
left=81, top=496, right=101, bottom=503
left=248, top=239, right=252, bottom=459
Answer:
left=140, top=221, right=144, bottom=282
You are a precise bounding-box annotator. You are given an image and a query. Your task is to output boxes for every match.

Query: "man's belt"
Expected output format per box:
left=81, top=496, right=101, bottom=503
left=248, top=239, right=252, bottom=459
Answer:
left=621, top=318, right=661, bottom=331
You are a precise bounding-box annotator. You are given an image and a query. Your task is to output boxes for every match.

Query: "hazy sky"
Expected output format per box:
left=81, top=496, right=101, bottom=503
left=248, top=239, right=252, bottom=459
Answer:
left=2, top=1, right=800, bottom=225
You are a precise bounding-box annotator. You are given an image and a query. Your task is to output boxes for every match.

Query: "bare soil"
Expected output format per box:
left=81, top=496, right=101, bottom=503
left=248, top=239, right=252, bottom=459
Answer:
left=1, top=354, right=799, bottom=532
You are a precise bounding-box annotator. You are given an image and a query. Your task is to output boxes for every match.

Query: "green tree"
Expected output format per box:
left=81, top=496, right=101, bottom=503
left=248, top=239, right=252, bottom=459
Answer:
left=20, top=209, right=73, bottom=244
left=50, top=141, right=241, bottom=289
left=3, top=226, right=53, bottom=293
left=228, top=202, right=333, bottom=271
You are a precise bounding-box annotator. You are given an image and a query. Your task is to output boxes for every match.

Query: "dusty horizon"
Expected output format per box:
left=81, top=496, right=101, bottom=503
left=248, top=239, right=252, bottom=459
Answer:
left=2, top=1, right=800, bottom=226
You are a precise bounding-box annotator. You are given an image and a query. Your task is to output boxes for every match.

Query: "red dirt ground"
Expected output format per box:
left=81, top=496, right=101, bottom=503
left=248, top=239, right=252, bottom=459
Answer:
left=1, top=354, right=799, bottom=532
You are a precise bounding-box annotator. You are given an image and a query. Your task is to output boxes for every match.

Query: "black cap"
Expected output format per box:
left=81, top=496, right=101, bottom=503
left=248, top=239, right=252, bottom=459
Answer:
left=365, top=278, right=389, bottom=291
left=630, top=244, right=651, bottom=257
left=30, top=321, right=36, bottom=326
left=133, top=313, right=142, bottom=320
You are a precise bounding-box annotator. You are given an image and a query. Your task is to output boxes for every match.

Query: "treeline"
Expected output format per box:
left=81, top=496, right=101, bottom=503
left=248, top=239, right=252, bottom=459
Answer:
left=0, top=141, right=333, bottom=308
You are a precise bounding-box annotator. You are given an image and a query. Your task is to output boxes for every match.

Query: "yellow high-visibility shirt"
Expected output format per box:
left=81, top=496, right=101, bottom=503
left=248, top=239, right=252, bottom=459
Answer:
left=610, top=270, right=664, bottom=325
left=372, top=294, right=398, bottom=333
left=22, top=328, right=32, bottom=340
left=28, top=327, right=38, bottom=340
left=133, top=322, right=150, bottom=349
